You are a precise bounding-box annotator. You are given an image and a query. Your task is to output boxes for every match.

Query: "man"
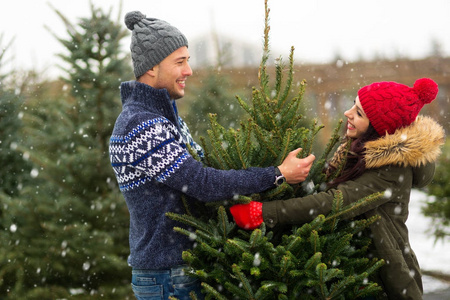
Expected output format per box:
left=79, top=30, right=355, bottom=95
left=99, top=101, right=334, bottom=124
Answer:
left=109, top=11, right=315, bottom=300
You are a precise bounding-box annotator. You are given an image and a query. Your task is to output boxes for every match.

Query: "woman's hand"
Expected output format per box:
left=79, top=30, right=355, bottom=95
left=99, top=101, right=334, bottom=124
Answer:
left=230, top=201, right=263, bottom=230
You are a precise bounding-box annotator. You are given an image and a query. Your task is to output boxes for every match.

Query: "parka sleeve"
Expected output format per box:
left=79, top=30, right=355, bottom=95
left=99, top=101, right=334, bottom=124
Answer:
left=262, top=166, right=401, bottom=228
left=412, top=162, right=435, bottom=188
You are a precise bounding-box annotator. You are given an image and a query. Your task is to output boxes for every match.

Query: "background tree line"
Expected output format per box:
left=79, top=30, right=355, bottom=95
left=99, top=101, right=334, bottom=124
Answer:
left=0, top=3, right=449, bottom=299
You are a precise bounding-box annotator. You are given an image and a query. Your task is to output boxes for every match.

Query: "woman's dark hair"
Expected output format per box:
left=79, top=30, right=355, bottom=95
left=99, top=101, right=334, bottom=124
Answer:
left=327, top=123, right=380, bottom=187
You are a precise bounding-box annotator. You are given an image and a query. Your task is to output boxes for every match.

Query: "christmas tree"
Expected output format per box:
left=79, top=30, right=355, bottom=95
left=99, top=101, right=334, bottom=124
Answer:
left=0, top=34, right=33, bottom=198
left=167, top=1, right=384, bottom=299
left=184, top=66, right=244, bottom=141
left=423, top=138, right=450, bottom=239
left=0, top=4, right=133, bottom=298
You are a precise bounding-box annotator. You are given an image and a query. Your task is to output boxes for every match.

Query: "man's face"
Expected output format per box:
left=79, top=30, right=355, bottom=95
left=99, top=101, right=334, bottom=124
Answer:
left=152, top=46, right=192, bottom=100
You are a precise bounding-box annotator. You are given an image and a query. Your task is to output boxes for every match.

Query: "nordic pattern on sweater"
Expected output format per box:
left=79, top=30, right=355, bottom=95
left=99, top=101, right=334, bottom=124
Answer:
left=110, top=116, right=202, bottom=191
left=178, top=115, right=204, bottom=158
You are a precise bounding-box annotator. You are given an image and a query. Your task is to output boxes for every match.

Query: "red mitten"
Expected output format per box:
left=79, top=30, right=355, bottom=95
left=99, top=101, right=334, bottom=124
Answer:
left=230, top=201, right=263, bottom=230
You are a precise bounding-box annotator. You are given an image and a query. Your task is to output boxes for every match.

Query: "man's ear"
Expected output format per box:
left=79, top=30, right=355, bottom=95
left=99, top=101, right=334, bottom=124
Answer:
left=146, top=66, right=158, bottom=77
left=138, top=67, right=157, bottom=84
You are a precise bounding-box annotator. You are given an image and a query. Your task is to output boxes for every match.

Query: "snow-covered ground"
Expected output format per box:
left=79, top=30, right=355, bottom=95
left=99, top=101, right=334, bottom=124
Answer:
left=407, top=189, right=450, bottom=294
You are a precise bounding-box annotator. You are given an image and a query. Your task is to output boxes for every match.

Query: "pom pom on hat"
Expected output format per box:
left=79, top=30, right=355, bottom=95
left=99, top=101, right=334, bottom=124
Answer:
left=124, top=11, right=146, bottom=30
left=358, top=78, right=438, bottom=136
left=413, top=78, right=438, bottom=104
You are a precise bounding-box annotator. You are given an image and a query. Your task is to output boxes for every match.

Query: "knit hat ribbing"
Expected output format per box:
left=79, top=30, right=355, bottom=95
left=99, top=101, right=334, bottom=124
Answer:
left=125, top=11, right=188, bottom=78
left=357, top=78, right=438, bottom=136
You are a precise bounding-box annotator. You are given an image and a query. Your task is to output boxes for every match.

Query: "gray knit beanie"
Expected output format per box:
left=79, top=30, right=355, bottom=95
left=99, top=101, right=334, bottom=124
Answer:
left=125, top=11, right=188, bottom=78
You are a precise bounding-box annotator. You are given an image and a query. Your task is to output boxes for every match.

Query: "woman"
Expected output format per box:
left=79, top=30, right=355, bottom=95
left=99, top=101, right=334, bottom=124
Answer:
left=230, top=78, right=445, bottom=300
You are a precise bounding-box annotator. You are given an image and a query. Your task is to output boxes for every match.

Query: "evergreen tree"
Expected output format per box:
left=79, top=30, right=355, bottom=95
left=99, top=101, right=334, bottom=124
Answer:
left=0, top=4, right=134, bottom=298
left=0, top=34, right=33, bottom=197
left=168, top=1, right=384, bottom=299
left=184, top=31, right=251, bottom=141
left=423, top=138, right=450, bottom=239
left=185, top=66, right=245, bottom=141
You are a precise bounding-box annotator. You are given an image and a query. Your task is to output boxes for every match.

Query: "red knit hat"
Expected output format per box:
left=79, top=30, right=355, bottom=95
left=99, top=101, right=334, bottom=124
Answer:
left=357, top=78, right=438, bottom=136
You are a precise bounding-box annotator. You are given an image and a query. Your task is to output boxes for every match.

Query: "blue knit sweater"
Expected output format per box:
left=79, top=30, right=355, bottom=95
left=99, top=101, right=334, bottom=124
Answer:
left=109, top=81, right=275, bottom=270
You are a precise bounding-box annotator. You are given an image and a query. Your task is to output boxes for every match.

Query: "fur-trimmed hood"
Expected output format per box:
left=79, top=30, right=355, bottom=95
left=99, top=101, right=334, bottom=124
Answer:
left=364, top=116, right=445, bottom=169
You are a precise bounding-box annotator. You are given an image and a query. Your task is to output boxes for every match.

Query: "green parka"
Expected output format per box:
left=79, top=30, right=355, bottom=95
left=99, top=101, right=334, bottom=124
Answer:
left=263, top=116, right=445, bottom=300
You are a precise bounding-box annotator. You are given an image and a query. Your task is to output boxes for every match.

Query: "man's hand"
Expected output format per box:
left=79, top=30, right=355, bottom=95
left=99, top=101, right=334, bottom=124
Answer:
left=278, top=148, right=315, bottom=184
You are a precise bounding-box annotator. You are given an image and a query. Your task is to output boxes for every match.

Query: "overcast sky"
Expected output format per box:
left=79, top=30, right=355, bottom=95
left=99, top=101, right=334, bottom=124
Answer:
left=1, top=0, right=449, bottom=78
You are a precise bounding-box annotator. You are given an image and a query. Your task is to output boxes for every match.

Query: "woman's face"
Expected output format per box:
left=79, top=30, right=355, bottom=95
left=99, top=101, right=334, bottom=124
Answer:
left=344, top=96, right=370, bottom=139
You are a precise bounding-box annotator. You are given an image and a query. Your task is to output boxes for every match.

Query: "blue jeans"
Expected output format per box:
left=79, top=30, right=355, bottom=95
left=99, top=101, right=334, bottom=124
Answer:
left=131, top=265, right=204, bottom=300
